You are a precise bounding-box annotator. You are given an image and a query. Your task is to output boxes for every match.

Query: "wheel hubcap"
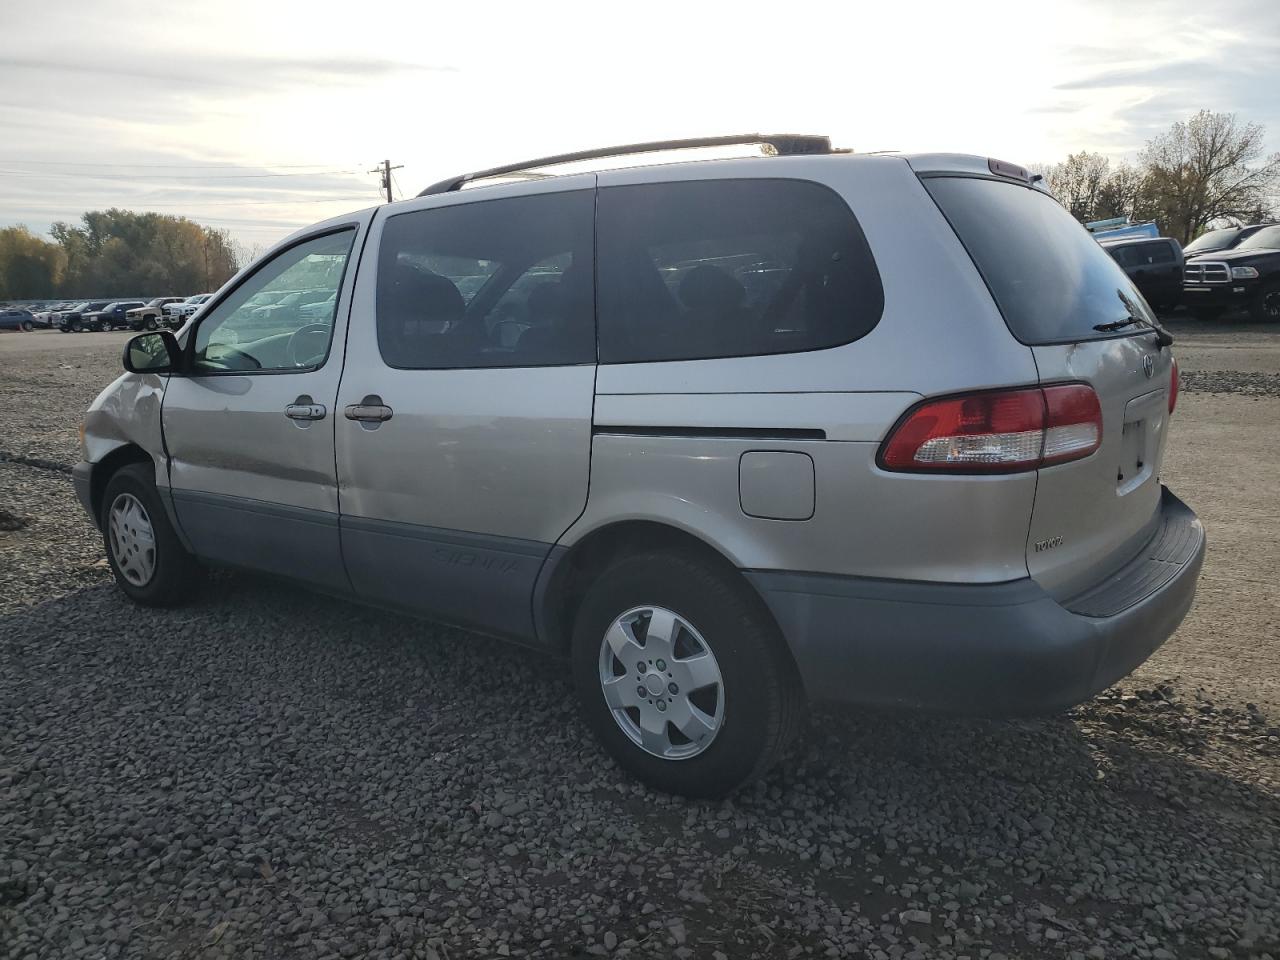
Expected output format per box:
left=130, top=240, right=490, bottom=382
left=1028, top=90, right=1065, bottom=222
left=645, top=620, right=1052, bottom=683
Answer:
left=107, top=493, right=157, bottom=586
left=597, top=605, right=724, bottom=760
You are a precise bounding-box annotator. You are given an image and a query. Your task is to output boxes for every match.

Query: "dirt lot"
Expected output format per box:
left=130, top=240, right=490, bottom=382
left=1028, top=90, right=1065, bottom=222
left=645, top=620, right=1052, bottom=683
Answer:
left=1, top=322, right=1278, bottom=960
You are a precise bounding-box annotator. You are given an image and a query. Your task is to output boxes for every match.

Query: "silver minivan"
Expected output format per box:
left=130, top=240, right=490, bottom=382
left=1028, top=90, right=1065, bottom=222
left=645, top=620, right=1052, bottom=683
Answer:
left=75, top=136, right=1205, bottom=797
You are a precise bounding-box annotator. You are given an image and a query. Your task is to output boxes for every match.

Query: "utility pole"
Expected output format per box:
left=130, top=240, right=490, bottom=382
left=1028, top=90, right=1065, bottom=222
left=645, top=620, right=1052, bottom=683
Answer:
left=368, top=159, right=404, bottom=203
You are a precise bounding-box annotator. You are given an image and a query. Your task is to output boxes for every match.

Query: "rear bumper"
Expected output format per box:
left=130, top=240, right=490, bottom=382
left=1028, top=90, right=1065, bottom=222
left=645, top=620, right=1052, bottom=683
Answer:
left=747, top=487, right=1205, bottom=716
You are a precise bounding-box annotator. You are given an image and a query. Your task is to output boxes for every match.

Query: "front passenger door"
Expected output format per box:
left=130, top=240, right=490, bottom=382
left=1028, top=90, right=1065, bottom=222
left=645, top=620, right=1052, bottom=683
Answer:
left=162, top=221, right=368, bottom=590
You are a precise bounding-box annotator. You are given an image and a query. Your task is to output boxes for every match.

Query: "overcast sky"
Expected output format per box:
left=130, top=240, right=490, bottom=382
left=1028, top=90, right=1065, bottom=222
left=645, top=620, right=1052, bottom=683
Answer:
left=2, top=0, right=1277, bottom=248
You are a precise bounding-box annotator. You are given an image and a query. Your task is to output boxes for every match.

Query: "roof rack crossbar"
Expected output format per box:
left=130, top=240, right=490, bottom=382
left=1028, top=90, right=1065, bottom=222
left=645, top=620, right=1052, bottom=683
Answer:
left=418, top=133, right=833, bottom=196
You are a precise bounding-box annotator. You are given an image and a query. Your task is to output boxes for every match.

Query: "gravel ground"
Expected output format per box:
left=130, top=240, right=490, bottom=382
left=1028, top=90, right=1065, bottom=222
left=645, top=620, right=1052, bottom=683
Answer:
left=2, top=324, right=1279, bottom=960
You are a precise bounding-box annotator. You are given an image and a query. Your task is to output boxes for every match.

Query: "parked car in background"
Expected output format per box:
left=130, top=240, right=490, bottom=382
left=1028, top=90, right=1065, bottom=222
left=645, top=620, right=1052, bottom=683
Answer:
left=30, top=303, right=69, bottom=328
left=76, top=140, right=1203, bottom=797
left=1184, top=223, right=1280, bottom=322
left=1183, top=222, right=1278, bottom=257
left=1099, top=236, right=1184, bottom=312
left=79, top=301, right=147, bottom=332
left=59, top=301, right=111, bottom=332
left=127, top=297, right=184, bottom=331
left=163, top=294, right=212, bottom=326
left=0, top=307, right=37, bottom=331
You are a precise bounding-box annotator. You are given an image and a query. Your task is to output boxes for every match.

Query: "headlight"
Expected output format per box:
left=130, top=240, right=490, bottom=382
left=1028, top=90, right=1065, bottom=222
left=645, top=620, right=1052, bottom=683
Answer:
left=1231, top=266, right=1260, bottom=279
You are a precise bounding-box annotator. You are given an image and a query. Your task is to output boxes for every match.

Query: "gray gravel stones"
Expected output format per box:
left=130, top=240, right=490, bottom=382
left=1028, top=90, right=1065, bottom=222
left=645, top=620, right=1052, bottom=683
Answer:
left=3, top=329, right=1279, bottom=960
left=1180, top=370, right=1280, bottom=397
left=2, top=570, right=1278, bottom=960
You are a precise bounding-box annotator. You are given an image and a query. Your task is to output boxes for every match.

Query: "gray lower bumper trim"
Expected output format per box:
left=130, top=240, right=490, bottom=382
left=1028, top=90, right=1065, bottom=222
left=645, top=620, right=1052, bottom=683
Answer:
left=746, top=487, right=1205, bottom=717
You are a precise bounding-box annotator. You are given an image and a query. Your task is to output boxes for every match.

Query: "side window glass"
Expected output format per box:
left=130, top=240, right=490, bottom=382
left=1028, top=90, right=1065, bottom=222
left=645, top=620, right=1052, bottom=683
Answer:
left=1148, top=243, right=1175, bottom=264
left=597, top=179, right=883, bottom=363
left=192, top=230, right=356, bottom=373
left=376, top=190, right=595, bottom=369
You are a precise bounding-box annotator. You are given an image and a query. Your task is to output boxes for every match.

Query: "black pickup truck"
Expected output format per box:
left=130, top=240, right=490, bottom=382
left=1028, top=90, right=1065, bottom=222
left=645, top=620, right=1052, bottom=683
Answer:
left=1183, top=223, right=1280, bottom=322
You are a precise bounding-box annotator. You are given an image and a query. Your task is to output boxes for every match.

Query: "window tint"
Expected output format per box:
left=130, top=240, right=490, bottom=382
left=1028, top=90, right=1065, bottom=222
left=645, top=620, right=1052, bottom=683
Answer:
left=1106, top=245, right=1138, bottom=267
left=596, top=179, right=882, bottom=363
left=1237, top=225, right=1280, bottom=251
left=926, top=177, right=1152, bottom=344
left=1183, top=228, right=1237, bottom=255
left=376, top=190, right=595, bottom=369
left=192, top=229, right=355, bottom=373
left=1145, top=242, right=1175, bottom=264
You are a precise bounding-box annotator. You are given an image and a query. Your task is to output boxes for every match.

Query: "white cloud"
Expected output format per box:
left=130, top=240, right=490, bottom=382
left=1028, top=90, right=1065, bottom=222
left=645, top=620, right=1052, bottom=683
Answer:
left=1, top=0, right=1276, bottom=247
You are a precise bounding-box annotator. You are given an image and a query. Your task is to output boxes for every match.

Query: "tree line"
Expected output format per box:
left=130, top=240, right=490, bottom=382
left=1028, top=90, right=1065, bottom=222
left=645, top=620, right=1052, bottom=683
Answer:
left=0, top=209, right=242, bottom=301
left=1039, top=110, right=1279, bottom=244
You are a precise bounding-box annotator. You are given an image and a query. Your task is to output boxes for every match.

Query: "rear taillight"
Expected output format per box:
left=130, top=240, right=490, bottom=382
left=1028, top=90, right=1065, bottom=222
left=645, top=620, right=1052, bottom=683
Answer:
left=879, top=384, right=1102, bottom=474
left=1169, top=358, right=1179, bottom=414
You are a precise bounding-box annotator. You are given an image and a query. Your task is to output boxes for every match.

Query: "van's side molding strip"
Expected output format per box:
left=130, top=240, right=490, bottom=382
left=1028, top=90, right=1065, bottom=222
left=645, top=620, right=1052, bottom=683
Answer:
left=592, top=426, right=826, bottom=441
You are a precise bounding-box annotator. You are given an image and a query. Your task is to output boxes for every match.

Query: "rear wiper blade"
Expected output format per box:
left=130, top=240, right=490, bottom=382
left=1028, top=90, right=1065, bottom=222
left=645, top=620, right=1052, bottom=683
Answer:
left=1094, top=293, right=1175, bottom=347
left=1093, top=316, right=1142, bottom=332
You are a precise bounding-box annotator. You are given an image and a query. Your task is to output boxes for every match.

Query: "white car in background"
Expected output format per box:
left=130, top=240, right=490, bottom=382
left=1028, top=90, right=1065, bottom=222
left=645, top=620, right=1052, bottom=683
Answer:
left=163, top=294, right=212, bottom=327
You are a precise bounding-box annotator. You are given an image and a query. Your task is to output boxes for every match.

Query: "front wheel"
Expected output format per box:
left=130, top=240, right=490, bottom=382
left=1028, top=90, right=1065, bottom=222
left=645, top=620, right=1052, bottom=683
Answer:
left=21, top=320, right=32, bottom=331
left=145, top=316, right=158, bottom=331
left=1251, top=283, right=1280, bottom=323
left=571, top=549, right=805, bottom=797
left=100, top=463, right=203, bottom=606
left=69, top=319, right=83, bottom=332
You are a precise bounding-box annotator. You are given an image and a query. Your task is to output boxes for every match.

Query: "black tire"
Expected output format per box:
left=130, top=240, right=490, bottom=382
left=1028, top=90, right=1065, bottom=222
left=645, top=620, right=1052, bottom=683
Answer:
left=69, top=318, right=83, bottom=332
left=1250, top=282, right=1280, bottom=323
left=570, top=549, right=805, bottom=798
left=145, top=316, right=158, bottom=331
left=100, top=463, right=203, bottom=606
left=21, top=320, right=32, bottom=331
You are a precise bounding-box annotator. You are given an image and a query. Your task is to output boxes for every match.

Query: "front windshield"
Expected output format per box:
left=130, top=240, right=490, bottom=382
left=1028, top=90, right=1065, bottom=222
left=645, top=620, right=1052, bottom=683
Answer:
left=1184, top=228, right=1236, bottom=254
left=103, top=302, right=120, bottom=310
left=1236, top=225, right=1280, bottom=251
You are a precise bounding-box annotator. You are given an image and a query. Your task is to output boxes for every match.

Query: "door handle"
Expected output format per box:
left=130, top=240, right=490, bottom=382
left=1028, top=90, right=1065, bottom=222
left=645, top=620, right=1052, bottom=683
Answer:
left=285, top=398, right=327, bottom=421
left=344, top=395, right=394, bottom=424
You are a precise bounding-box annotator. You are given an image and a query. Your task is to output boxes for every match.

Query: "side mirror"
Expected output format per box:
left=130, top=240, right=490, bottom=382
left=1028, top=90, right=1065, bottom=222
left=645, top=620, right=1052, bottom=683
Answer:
left=123, top=330, right=182, bottom=374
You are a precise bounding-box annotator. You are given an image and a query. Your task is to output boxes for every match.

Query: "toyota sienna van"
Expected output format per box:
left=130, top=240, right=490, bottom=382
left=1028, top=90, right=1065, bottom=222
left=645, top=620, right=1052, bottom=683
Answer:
left=74, top=135, right=1204, bottom=797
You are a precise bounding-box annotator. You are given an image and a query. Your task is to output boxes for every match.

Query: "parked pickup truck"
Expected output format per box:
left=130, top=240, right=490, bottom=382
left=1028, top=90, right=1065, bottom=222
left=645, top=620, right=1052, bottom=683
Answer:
left=162, top=294, right=212, bottom=326
left=126, top=297, right=184, bottom=331
left=1183, top=223, right=1280, bottom=322
left=1100, top=236, right=1184, bottom=312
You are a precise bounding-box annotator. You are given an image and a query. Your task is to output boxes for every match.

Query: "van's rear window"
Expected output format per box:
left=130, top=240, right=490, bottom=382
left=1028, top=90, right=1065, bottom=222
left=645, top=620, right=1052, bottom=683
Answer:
left=925, top=176, right=1150, bottom=344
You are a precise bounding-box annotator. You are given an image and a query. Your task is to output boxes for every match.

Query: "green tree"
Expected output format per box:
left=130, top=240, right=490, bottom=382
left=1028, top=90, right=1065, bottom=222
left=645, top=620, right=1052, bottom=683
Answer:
left=1140, top=110, right=1280, bottom=244
left=0, top=226, right=66, bottom=299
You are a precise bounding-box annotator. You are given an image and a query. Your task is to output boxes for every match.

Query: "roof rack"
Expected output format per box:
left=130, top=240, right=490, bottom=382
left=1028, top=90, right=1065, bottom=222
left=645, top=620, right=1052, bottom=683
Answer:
left=418, top=133, right=834, bottom=196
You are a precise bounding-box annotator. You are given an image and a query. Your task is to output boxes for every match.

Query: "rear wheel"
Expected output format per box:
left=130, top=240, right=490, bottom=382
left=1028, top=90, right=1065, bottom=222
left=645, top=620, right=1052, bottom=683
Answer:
left=1251, top=283, right=1280, bottom=323
left=20, top=320, right=32, bottom=331
left=100, top=463, right=203, bottom=606
left=570, top=549, right=804, bottom=797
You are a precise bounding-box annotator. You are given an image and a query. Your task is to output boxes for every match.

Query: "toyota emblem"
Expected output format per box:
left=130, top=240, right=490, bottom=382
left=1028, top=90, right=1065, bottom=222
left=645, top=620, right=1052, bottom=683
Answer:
left=1143, top=355, right=1154, bottom=378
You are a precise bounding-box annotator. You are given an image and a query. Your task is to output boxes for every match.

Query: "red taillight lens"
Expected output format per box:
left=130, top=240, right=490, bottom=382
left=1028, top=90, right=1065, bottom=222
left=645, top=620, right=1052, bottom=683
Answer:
left=1169, top=358, right=1179, bottom=414
left=879, top=384, right=1102, bottom=474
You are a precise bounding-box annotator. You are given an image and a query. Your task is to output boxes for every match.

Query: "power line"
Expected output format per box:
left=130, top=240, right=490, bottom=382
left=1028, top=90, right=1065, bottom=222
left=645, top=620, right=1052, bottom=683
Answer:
left=0, top=168, right=361, bottom=182
left=129, top=196, right=378, bottom=207
left=0, top=158, right=359, bottom=169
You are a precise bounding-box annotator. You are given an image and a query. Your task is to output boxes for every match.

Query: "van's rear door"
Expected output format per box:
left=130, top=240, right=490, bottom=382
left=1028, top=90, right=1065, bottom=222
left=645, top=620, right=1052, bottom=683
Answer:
left=923, top=171, right=1176, bottom=600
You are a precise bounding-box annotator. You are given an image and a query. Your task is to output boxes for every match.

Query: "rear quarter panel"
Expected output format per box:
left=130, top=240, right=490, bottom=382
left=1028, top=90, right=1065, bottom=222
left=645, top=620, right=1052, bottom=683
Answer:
left=567, top=155, right=1041, bottom=583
